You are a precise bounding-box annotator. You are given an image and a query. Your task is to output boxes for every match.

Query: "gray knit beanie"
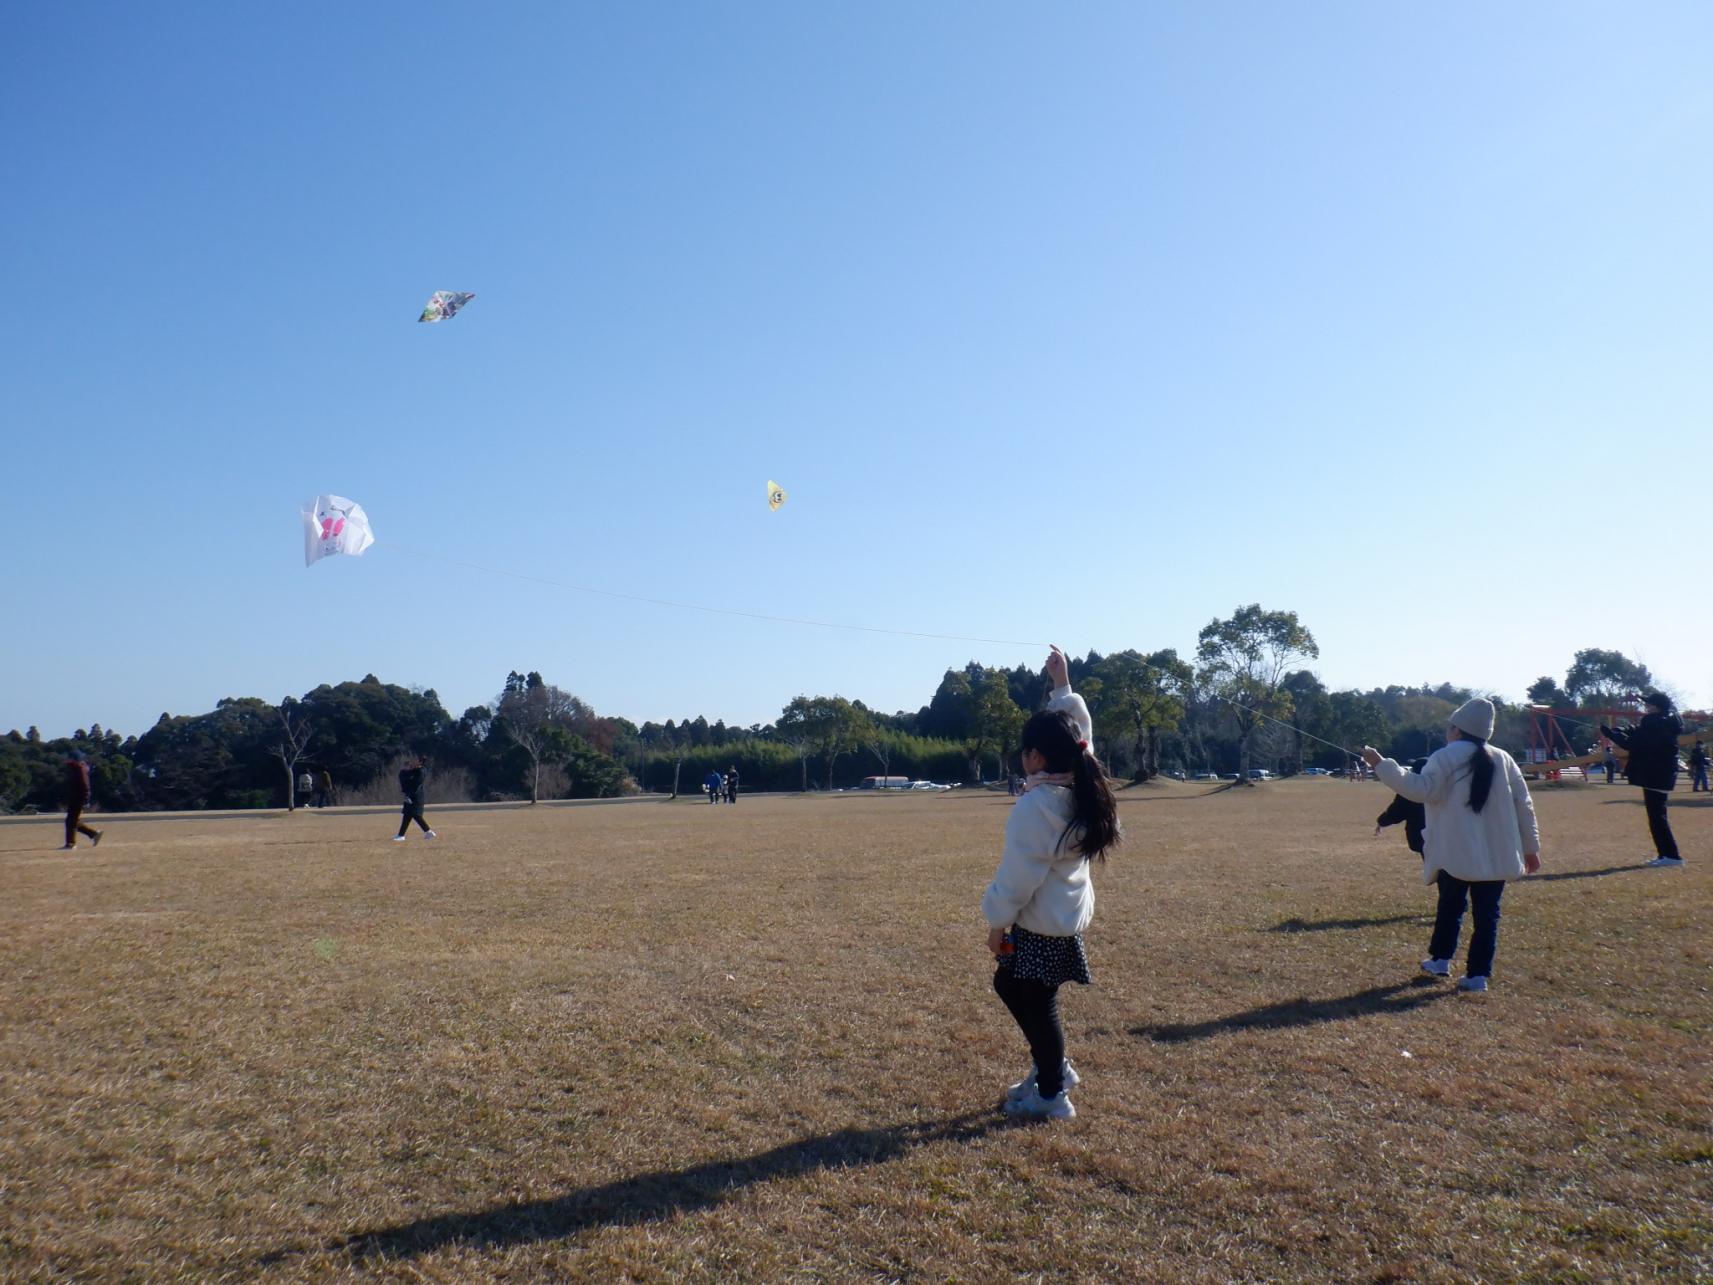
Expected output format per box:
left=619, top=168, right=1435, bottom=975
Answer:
left=1449, top=698, right=1495, bottom=741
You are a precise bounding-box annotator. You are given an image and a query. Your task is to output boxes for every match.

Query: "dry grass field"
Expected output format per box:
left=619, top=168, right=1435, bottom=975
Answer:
left=1, top=781, right=1708, bottom=1283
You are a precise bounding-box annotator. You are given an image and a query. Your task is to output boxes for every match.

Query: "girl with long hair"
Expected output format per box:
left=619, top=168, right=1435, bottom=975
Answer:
left=982, top=646, right=1120, bottom=1120
left=1362, top=699, right=1541, bottom=992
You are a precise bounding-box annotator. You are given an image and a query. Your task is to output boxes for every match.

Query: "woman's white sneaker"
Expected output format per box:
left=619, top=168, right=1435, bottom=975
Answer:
left=1420, top=958, right=1451, bottom=977
left=1003, top=1087, right=1075, bottom=1121
left=1005, top=1059, right=1082, bottom=1102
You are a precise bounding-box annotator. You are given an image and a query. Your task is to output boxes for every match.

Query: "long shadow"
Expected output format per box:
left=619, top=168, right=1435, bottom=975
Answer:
left=1599, top=794, right=1712, bottom=808
left=1266, top=913, right=1427, bottom=934
left=1134, top=980, right=1448, bottom=1044
left=293, top=1111, right=1005, bottom=1264
left=1530, top=863, right=1647, bottom=883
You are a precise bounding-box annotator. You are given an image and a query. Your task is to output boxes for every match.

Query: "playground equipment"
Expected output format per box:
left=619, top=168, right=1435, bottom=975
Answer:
left=1522, top=700, right=1710, bottom=780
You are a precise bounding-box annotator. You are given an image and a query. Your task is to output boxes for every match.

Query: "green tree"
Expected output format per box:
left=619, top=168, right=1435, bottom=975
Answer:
left=777, top=696, right=871, bottom=789
left=919, top=670, right=975, bottom=741
left=1197, top=604, right=1320, bottom=783
left=1326, top=691, right=1391, bottom=763
left=965, top=670, right=1025, bottom=783
left=1564, top=649, right=1653, bottom=708
left=1279, top=670, right=1331, bottom=775
left=1526, top=676, right=1566, bottom=706
left=1092, top=650, right=1193, bottom=781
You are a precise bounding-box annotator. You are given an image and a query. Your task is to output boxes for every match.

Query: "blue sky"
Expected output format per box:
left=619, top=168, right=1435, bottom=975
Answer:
left=5, top=2, right=1709, bottom=739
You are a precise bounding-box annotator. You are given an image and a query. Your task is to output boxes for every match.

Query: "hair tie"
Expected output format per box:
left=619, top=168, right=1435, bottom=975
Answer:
left=1078, top=739, right=1089, bottom=751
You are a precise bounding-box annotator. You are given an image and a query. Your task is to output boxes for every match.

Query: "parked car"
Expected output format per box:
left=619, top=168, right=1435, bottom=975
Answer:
left=908, top=780, right=953, bottom=791
left=1192, top=772, right=1220, bottom=782
left=1247, top=768, right=1274, bottom=781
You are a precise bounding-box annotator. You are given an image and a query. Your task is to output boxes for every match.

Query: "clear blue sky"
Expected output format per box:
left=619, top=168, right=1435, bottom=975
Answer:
left=5, top=2, right=1709, bottom=739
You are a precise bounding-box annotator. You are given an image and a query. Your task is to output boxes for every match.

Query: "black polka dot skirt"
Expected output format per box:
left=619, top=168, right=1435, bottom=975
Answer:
left=1001, top=925, right=1092, bottom=987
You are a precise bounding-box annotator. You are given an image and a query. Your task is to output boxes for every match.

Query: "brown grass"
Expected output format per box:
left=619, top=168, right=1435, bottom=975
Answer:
left=1, top=782, right=1708, bottom=1283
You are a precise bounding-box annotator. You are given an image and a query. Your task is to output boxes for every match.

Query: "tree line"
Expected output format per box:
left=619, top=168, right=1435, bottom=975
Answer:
left=0, top=605, right=1685, bottom=814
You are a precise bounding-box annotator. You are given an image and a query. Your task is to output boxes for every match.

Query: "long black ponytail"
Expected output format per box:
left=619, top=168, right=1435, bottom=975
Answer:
left=1019, top=709, right=1121, bottom=861
left=1465, top=736, right=1494, bottom=814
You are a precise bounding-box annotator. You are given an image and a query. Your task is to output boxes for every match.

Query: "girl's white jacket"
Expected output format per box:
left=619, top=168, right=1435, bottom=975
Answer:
left=1375, top=740, right=1540, bottom=885
left=981, top=686, right=1101, bottom=937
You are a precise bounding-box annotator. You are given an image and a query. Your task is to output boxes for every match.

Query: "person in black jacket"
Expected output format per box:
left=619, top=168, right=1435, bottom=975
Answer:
left=1374, top=757, right=1429, bottom=857
left=1689, top=741, right=1709, bottom=793
left=394, top=756, right=437, bottom=841
left=1602, top=692, right=1683, bottom=867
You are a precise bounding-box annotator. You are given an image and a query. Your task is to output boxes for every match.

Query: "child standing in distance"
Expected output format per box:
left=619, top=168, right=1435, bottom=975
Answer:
left=1362, top=699, right=1541, bottom=993
left=394, top=756, right=436, bottom=841
left=1374, top=757, right=1429, bottom=859
left=982, top=646, right=1120, bottom=1120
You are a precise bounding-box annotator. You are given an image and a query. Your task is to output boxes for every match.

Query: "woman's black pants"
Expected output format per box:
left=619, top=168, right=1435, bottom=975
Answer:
left=1643, top=789, right=1679, bottom=859
left=993, top=967, right=1066, bottom=1097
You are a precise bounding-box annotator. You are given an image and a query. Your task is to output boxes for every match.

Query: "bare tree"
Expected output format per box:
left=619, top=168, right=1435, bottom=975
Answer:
left=272, top=698, right=314, bottom=811
left=866, top=733, right=894, bottom=786
left=494, top=672, right=598, bottom=803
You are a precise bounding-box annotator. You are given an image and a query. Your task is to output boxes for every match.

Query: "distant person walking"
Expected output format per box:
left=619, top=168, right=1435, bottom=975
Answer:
left=1601, top=744, right=1618, bottom=784
left=61, top=750, right=103, bottom=850
left=1602, top=692, right=1684, bottom=867
left=394, top=756, right=436, bottom=841
left=982, top=645, right=1119, bottom=1121
left=1689, top=740, right=1709, bottom=794
left=724, top=767, right=739, bottom=804
left=296, top=770, right=314, bottom=809
left=314, top=768, right=335, bottom=808
left=702, top=770, right=724, bottom=804
left=1363, top=699, right=1542, bottom=994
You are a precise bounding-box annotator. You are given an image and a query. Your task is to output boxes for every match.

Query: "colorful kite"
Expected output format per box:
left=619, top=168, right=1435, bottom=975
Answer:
left=767, top=480, right=787, bottom=511
left=418, top=291, right=475, bottom=323
left=303, top=495, right=376, bottom=567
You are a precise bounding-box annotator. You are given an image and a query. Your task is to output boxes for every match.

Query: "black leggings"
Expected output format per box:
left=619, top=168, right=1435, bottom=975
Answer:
left=398, top=805, right=431, bottom=837
left=993, top=968, right=1066, bottom=1097
left=1643, top=789, right=1679, bottom=859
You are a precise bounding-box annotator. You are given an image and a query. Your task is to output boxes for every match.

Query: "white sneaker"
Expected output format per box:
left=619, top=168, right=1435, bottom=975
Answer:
left=1457, top=976, right=1488, bottom=993
left=1646, top=856, right=1684, bottom=867
left=1005, top=1059, right=1082, bottom=1102
left=392, top=835, right=407, bottom=842
left=1420, top=958, right=1451, bottom=977
left=1003, top=1087, right=1075, bottom=1121
left=424, top=830, right=438, bottom=840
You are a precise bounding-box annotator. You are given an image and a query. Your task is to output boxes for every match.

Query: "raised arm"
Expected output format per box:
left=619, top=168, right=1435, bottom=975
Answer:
left=1044, top=645, right=1093, bottom=744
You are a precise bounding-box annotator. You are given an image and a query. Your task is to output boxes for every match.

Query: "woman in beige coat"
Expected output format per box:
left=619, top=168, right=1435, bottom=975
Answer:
left=1362, top=698, right=1541, bottom=993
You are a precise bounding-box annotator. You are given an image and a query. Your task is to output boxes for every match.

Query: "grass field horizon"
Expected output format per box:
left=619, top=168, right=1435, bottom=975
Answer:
left=3, top=782, right=1707, bottom=1282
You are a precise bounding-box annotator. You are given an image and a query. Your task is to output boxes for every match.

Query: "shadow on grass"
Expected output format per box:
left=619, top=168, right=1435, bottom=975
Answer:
left=1266, top=913, right=1427, bottom=934
left=1598, top=794, right=1712, bottom=808
left=1529, top=864, right=1647, bottom=883
left=1134, top=979, right=1449, bottom=1043
left=295, top=1111, right=1006, bottom=1264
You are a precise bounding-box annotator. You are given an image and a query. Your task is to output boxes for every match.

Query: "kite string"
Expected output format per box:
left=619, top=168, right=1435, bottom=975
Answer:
left=374, top=540, right=1053, bottom=648
left=375, top=540, right=1368, bottom=758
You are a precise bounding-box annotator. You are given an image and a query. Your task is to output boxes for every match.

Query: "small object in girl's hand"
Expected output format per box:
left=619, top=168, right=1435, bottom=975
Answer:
left=999, top=933, right=1014, bottom=956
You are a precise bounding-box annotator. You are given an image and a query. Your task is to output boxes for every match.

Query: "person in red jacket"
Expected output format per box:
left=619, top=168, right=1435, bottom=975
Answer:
left=63, top=751, right=103, bottom=850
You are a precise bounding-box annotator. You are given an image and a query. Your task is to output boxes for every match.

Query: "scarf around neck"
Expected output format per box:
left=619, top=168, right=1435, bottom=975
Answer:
left=1022, top=771, right=1075, bottom=792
